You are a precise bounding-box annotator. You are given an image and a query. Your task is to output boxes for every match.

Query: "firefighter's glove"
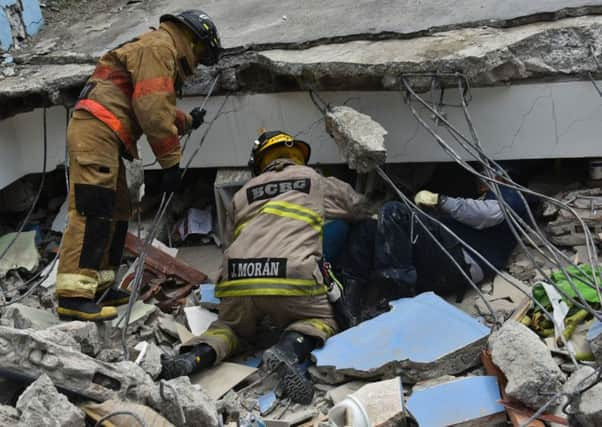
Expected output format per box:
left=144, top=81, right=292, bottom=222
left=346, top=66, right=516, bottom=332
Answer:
left=160, top=164, right=182, bottom=194
left=414, top=190, right=439, bottom=207
left=190, top=107, right=206, bottom=130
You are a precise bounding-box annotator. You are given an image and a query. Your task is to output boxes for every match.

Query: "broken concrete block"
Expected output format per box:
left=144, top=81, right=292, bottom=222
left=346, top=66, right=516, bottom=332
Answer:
left=191, top=361, right=257, bottom=401
left=16, top=374, right=85, bottom=427
left=34, top=328, right=80, bottom=352
left=147, top=377, right=219, bottom=427
left=563, top=366, right=602, bottom=427
left=489, top=320, right=566, bottom=409
left=134, top=341, right=163, bottom=380
left=325, top=106, right=387, bottom=173
left=312, top=292, right=490, bottom=384
left=1, top=303, right=58, bottom=330
left=329, top=378, right=404, bottom=427
left=406, top=376, right=506, bottom=427
left=46, top=321, right=101, bottom=356
left=0, top=231, right=39, bottom=278
left=587, top=320, right=602, bottom=363
left=0, top=404, right=19, bottom=425
left=0, top=326, right=141, bottom=402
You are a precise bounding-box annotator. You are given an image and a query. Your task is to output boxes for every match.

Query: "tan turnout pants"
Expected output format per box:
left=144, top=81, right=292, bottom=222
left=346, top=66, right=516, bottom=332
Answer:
left=192, top=294, right=339, bottom=362
left=56, top=111, right=131, bottom=299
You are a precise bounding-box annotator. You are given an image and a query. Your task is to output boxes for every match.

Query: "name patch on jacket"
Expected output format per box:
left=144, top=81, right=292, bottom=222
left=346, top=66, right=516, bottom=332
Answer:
left=229, top=258, right=287, bottom=280
left=246, top=179, right=311, bottom=203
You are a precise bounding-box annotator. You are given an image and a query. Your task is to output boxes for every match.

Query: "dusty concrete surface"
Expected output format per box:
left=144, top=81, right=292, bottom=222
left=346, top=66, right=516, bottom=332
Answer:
left=325, top=106, right=387, bottom=173
left=3, top=1, right=602, bottom=117
left=563, top=366, right=602, bottom=427
left=15, top=374, right=85, bottom=427
left=489, top=320, right=566, bottom=409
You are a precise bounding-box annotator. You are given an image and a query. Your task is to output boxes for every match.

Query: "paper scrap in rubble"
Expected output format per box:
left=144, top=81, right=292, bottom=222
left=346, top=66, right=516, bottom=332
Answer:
left=184, top=306, right=218, bottom=336
left=178, top=208, right=213, bottom=240
left=191, top=362, right=257, bottom=400
left=0, top=231, right=40, bottom=278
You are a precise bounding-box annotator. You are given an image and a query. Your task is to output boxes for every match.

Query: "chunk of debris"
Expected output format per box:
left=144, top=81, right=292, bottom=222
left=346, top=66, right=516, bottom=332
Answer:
left=35, top=328, right=80, bottom=352
left=190, top=362, right=257, bottom=401
left=587, top=319, right=602, bottom=363
left=0, top=326, right=141, bottom=401
left=0, top=404, right=19, bottom=425
left=312, top=292, right=490, bottom=383
left=543, top=188, right=602, bottom=246
left=147, top=377, right=219, bottom=427
left=84, top=399, right=174, bottom=427
left=326, top=381, right=367, bottom=404
left=16, top=374, right=85, bottom=427
left=324, top=105, right=387, bottom=173
left=1, top=303, right=59, bottom=329
left=329, top=377, right=405, bottom=427
left=134, top=341, right=163, bottom=380
left=0, top=231, right=40, bottom=278
left=185, top=305, right=218, bottom=336
left=407, top=376, right=506, bottom=427
left=46, top=321, right=101, bottom=357
left=562, top=366, right=602, bottom=427
left=489, top=320, right=566, bottom=409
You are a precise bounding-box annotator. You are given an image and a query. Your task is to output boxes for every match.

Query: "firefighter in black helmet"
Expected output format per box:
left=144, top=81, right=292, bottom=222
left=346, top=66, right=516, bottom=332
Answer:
left=56, top=10, right=222, bottom=322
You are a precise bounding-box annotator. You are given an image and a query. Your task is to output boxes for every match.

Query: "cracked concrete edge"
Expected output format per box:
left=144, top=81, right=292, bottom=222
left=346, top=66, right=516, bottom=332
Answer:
left=3, top=14, right=602, bottom=118
left=310, top=336, right=487, bottom=385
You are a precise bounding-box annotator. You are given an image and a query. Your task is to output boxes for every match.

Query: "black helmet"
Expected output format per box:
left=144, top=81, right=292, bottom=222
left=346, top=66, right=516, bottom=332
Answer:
left=160, top=10, right=222, bottom=66
left=248, top=130, right=311, bottom=176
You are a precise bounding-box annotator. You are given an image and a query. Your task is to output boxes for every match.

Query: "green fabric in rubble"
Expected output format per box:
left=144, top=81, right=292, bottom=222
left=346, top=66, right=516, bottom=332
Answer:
left=533, top=265, right=602, bottom=309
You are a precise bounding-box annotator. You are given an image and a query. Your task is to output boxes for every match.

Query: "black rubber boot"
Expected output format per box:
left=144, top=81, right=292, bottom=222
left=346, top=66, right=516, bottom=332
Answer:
left=262, top=331, right=317, bottom=404
left=160, top=344, right=217, bottom=380
left=97, top=288, right=131, bottom=307
left=57, top=297, right=118, bottom=321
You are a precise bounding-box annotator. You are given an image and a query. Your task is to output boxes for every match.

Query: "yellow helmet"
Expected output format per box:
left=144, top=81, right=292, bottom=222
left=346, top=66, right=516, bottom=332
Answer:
left=248, top=130, right=311, bottom=175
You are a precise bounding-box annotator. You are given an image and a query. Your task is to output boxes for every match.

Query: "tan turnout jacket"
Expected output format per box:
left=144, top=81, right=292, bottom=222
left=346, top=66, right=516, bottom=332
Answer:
left=74, top=22, right=195, bottom=168
left=216, top=160, right=371, bottom=298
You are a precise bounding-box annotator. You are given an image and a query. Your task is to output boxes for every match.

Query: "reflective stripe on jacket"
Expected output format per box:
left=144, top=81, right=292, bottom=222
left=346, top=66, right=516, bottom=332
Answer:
left=216, top=160, right=371, bottom=298
left=74, top=22, right=194, bottom=168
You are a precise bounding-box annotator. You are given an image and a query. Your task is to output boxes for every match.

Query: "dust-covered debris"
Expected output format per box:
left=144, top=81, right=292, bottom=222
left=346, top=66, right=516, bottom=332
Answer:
left=16, top=374, right=85, bottom=427
left=489, top=320, right=566, bottom=409
left=325, top=106, right=387, bottom=173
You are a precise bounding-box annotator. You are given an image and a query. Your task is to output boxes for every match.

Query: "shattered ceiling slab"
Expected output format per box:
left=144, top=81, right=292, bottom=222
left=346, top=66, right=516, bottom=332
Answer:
left=311, top=292, right=490, bottom=384
left=3, top=1, right=602, bottom=117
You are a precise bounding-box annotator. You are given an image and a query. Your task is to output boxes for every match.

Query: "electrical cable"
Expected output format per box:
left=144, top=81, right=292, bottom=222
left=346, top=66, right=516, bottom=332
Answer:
left=120, top=93, right=231, bottom=358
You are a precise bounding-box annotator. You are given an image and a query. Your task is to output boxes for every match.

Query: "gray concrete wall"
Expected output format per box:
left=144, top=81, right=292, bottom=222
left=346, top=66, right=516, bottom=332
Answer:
left=1, top=79, right=602, bottom=188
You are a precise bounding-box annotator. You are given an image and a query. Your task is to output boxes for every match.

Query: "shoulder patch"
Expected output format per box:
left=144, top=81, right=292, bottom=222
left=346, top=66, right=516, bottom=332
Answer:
left=246, top=178, right=311, bottom=204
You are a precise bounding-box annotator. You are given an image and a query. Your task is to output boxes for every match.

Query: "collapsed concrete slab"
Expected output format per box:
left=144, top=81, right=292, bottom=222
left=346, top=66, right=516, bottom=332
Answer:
left=5, top=7, right=602, bottom=118
left=16, top=374, right=85, bottom=427
left=311, top=292, right=490, bottom=384
left=324, top=106, right=387, bottom=173
left=563, top=366, right=602, bottom=427
left=0, top=326, right=141, bottom=402
left=489, top=320, right=566, bottom=409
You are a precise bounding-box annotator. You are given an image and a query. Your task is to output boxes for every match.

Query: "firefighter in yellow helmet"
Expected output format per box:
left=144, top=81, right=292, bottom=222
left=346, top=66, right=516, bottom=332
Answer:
left=161, top=130, right=372, bottom=403
left=55, top=10, right=221, bottom=321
